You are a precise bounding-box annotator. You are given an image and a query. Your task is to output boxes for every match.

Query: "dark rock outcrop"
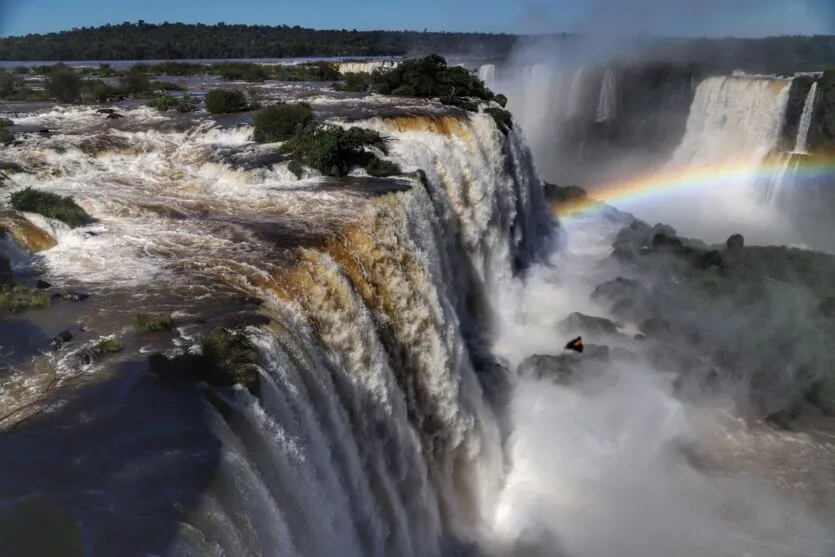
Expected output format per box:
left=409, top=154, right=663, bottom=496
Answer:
left=557, top=312, right=619, bottom=336
left=148, top=327, right=261, bottom=395
left=50, top=330, right=73, bottom=350
left=726, top=233, right=744, bottom=251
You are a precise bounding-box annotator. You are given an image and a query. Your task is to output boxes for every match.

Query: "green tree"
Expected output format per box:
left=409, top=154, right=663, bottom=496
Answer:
left=45, top=67, right=82, bottom=103
left=204, top=89, right=248, bottom=114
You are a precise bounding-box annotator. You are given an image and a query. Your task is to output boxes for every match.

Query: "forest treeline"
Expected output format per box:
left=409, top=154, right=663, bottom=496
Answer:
left=0, top=22, right=833, bottom=75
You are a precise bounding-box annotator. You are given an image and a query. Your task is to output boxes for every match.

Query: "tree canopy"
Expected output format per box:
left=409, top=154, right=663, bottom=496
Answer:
left=0, top=22, right=832, bottom=76
left=0, top=21, right=516, bottom=61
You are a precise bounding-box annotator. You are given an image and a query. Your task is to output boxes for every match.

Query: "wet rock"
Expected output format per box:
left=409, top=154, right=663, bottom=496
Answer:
left=517, top=354, right=578, bottom=385
left=50, top=330, right=73, bottom=350
left=819, top=297, right=835, bottom=318
left=51, top=291, right=90, bottom=302
left=585, top=344, right=610, bottom=362
left=219, top=313, right=271, bottom=329
left=36, top=279, right=52, bottom=289
left=105, top=113, right=124, bottom=120
left=558, top=312, right=619, bottom=336
left=726, top=233, right=744, bottom=251
left=611, top=347, right=639, bottom=362
left=148, top=327, right=261, bottom=396
left=96, top=108, right=117, bottom=114
left=639, top=317, right=672, bottom=337
left=590, top=277, right=650, bottom=318
left=651, top=232, right=683, bottom=251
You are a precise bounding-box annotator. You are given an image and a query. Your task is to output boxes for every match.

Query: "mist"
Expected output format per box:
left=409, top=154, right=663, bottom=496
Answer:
left=487, top=216, right=835, bottom=557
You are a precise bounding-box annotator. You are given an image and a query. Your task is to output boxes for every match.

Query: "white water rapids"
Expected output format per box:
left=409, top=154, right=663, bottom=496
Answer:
left=0, top=93, right=833, bottom=557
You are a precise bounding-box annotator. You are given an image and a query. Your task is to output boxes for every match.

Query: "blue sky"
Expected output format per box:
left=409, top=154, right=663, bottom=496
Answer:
left=1, top=0, right=833, bottom=37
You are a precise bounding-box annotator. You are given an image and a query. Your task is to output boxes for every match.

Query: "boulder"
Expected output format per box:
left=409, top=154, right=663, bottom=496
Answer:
left=517, top=354, right=578, bottom=385
left=726, top=233, right=744, bottom=251
left=590, top=277, right=650, bottom=318
left=50, top=330, right=73, bottom=350
left=638, top=317, right=672, bottom=337
left=558, top=312, right=619, bottom=336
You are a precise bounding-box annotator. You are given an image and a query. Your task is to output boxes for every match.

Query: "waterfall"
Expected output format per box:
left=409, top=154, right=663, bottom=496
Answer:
left=667, top=76, right=792, bottom=167
left=478, top=64, right=497, bottom=90
left=335, top=60, right=400, bottom=74
left=596, top=68, right=617, bottom=123
left=793, top=81, right=818, bottom=154
left=194, top=112, right=553, bottom=555
left=0, top=105, right=554, bottom=556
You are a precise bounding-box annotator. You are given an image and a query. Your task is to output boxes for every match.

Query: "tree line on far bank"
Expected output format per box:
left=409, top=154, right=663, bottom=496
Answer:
left=0, top=21, right=833, bottom=75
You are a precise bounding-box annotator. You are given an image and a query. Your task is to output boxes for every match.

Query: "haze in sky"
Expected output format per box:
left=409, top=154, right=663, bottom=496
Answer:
left=0, top=0, right=833, bottom=37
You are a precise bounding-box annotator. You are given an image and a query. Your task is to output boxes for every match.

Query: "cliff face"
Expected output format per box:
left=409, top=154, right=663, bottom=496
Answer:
left=810, top=70, right=835, bottom=155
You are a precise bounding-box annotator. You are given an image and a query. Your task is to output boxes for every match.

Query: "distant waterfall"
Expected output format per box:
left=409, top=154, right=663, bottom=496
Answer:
left=478, top=64, right=497, bottom=90
left=668, top=76, right=792, bottom=167
left=793, top=82, right=818, bottom=154
left=596, top=68, right=617, bottom=123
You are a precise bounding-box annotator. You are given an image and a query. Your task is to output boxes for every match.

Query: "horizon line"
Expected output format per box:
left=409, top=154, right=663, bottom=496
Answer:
left=0, top=20, right=832, bottom=41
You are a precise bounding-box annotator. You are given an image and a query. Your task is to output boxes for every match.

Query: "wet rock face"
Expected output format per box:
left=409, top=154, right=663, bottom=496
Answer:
left=591, top=216, right=835, bottom=426
left=557, top=312, right=619, bottom=336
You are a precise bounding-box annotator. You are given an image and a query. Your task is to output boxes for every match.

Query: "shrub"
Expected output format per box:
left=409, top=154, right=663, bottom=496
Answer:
left=45, top=67, right=82, bottom=103
left=81, top=79, right=117, bottom=103
left=119, top=67, right=153, bottom=96
left=280, top=123, right=393, bottom=178
left=151, top=61, right=206, bottom=76
left=365, top=157, right=401, bottom=177
left=133, top=312, right=174, bottom=333
left=209, top=62, right=272, bottom=82
left=147, top=327, right=261, bottom=394
left=150, top=93, right=178, bottom=112
left=93, top=337, right=123, bottom=354
left=0, top=285, right=51, bottom=313
left=151, top=81, right=186, bottom=92
left=274, top=62, right=340, bottom=81
left=331, top=72, right=370, bottom=92
left=252, top=102, right=314, bottom=143
left=200, top=327, right=261, bottom=390
left=485, top=107, right=513, bottom=133
left=9, top=187, right=91, bottom=228
left=0, top=72, right=19, bottom=99
left=371, top=54, right=494, bottom=100
left=494, top=93, right=508, bottom=108
left=204, top=89, right=249, bottom=114
left=0, top=117, right=12, bottom=127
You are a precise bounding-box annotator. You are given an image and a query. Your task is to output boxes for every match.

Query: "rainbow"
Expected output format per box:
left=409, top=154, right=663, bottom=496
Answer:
left=550, top=153, right=835, bottom=221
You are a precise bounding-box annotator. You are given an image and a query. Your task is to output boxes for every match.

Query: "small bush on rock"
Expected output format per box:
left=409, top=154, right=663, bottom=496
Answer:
left=252, top=102, right=314, bottom=143
left=205, top=89, right=249, bottom=114
left=279, top=123, right=395, bottom=178
left=371, top=54, right=494, bottom=100
left=133, top=313, right=174, bottom=333
left=9, top=187, right=91, bottom=228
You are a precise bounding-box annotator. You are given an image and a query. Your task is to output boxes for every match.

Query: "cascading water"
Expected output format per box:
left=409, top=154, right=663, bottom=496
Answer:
left=793, top=82, right=818, bottom=154
left=595, top=68, right=617, bottom=123
left=1, top=86, right=833, bottom=557
left=0, top=103, right=553, bottom=556
left=609, top=75, right=804, bottom=245
left=668, top=76, right=792, bottom=167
